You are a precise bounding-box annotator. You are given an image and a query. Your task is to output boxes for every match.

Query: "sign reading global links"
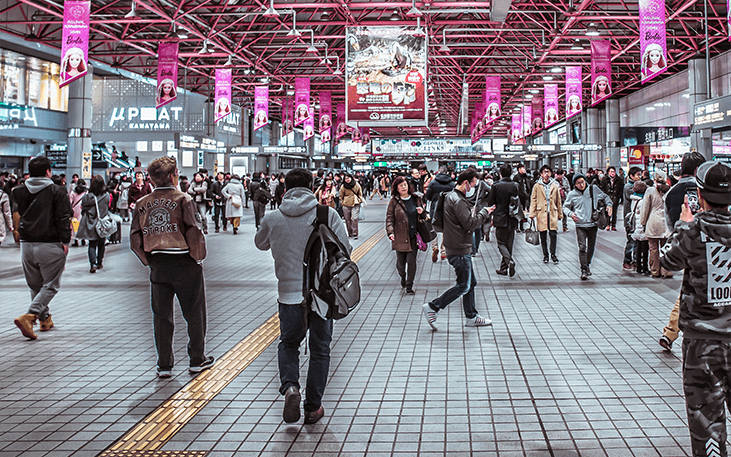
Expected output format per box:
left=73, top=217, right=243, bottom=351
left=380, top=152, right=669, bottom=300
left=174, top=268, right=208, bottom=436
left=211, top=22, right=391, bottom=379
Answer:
left=345, top=26, right=427, bottom=127
left=693, top=94, right=731, bottom=130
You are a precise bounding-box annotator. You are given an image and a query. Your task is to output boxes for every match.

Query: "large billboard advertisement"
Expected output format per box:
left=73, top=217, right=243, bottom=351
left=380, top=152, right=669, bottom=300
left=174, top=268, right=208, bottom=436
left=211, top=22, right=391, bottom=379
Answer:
left=60, top=0, right=90, bottom=88
left=345, top=26, right=427, bottom=127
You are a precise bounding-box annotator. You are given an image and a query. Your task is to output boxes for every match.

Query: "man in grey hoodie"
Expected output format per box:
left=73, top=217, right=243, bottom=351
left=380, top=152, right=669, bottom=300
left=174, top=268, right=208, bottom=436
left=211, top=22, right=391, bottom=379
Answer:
left=12, top=157, right=72, bottom=340
left=255, top=168, right=351, bottom=425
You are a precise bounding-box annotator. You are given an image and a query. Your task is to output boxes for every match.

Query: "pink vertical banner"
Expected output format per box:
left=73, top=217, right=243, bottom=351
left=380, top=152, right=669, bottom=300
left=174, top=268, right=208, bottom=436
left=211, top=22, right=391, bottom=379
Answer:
left=474, top=101, right=485, bottom=141
left=531, top=96, right=544, bottom=133
left=640, top=0, right=668, bottom=83
left=60, top=0, right=90, bottom=87
left=335, top=103, right=348, bottom=140
left=544, top=84, right=559, bottom=128
left=319, top=92, right=332, bottom=136
left=522, top=105, right=532, bottom=137
left=565, top=66, right=583, bottom=120
left=286, top=98, right=294, bottom=135
left=728, top=0, right=730, bottom=41
left=281, top=98, right=289, bottom=137
left=156, top=42, right=178, bottom=109
left=294, top=77, right=311, bottom=127
left=214, top=68, right=232, bottom=122
left=360, top=127, right=371, bottom=145
left=253, top=86, right=269, bottom=131
left=590, top=40, right=612, bottom=106
left=303, top=107, right=315, bottom=141
left=352, top=125, right=362, bottom=143
left=484, top=76, right=502, bottom=126
left=511, top=113, right=522, bottom=143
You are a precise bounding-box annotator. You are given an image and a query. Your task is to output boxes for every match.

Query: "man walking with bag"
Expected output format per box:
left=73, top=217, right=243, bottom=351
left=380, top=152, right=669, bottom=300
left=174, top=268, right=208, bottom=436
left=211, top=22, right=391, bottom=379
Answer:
left=529, top=165, right=563, bottom=264
left=255, top=168, right=350, bottom=425
left=422, top=168, right=493, bottom=331
left=13, top=157, right=72, bottom=340
left=487, top=164, right=519, bottom=277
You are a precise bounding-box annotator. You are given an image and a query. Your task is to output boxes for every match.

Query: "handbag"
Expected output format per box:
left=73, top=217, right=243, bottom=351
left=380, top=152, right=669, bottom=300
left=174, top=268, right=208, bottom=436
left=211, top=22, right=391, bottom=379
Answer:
left=589, top=185, right=609, bottom=230
left=417, top=214, right=437, bottom=243
left=93, top=195, right=118, bottom=238
left=230, top=194, right=242, bottom=208
left=525, top=219, right=540, bottom=245
left=509, top=195, right=524, bottom=221
left=416, top=233, right=428, bottom=251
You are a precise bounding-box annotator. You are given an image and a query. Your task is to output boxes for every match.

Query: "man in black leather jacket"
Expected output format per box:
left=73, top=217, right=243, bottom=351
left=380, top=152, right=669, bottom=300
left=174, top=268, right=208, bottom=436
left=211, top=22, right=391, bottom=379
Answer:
left=488, top=163, right=520, bottom=277
left=513, top=163, right=533, bottom=232
left=12, top=157, right=72, bottom=340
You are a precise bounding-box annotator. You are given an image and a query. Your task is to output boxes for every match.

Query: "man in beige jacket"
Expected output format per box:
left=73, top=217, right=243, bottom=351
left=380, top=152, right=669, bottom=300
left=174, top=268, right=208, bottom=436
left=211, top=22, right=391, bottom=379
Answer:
left=529, top=165, right=563, bottom=264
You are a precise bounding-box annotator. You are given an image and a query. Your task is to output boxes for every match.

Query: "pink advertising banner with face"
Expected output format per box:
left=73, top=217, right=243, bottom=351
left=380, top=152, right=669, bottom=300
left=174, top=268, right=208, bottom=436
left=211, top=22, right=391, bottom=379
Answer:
left=253, top=86, right=269, bottom=131
left=360, top=127, right=371, bottom=145
left=335, top=103, right=349, bottom=139
left=511, top=113, right=522, bottom=143
left=294, top=77, right=311, bottom=127
left=281, top=98, right=290, bottom=137
left=565, top=66, right=583, bottom=120
left=60, top=0, right=90, bottom=88
left=522, top=105, right=532, bottom=137
left=156, top=42, right=178, bottom=109
left=531, top=96, right=544, bottom=133
left=484, top=76, right=502, bottom=127
left=473, top=101, right=485, bottom=143
left=728, top=0, right=730, bottom=41
left=639, top=0, right=668, bottom=83
left=590, top=40, right=612, bottom=106
left=303, top=107, right=315, bottom=141
left=214, top=69, right=232, bottom=122
left=319, top=92, right=332, bottom=137
left=544, top=84, right=559, bottom=128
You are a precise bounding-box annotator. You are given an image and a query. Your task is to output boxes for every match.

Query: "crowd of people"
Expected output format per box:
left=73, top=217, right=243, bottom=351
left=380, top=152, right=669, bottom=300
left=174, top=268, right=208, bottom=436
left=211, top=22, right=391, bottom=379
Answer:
left=5, top=152, right=731, bottom=452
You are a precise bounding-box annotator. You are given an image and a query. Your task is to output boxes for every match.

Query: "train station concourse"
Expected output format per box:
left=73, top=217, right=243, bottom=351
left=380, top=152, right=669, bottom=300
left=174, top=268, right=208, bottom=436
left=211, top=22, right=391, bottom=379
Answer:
left=1, top=201, right=697, bottom=457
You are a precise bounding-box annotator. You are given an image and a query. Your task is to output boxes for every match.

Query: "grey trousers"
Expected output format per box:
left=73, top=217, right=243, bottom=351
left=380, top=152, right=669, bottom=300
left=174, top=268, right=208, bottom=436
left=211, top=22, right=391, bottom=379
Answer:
left=21, top=241, right=67, bottom=321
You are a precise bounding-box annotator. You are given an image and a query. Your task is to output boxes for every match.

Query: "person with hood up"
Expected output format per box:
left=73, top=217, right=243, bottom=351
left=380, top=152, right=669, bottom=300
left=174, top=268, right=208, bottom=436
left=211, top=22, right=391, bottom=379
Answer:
left=639, top=171, right=672, bottom=278
left=255, top=168, right=350, bottom=425
left=425, top=165, right=456, bottom=262
left=12, top=157, right=72, bottom=340
left=659, top=161, right=731, bottom=457
left=563, top=173, right=613, bottom=280
left=630, top=181, right=650, bottom=276
left=221, top=174, right=245, bottom=235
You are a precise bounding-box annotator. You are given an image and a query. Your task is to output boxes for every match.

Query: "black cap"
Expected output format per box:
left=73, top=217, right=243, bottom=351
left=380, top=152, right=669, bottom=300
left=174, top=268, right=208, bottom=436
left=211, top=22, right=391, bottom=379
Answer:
left=696, top=161, right=731, bottom=206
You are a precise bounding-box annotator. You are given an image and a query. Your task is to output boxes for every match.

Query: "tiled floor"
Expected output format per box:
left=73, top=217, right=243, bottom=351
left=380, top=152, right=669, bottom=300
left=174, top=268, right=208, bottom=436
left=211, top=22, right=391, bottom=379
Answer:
left=0, top=198, right=701, bottom=456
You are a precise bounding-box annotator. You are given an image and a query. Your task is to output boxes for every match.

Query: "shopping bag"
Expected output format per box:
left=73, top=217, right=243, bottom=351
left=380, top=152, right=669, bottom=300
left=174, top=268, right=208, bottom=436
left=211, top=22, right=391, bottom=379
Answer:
left=525, top=220, right=540, bottom=246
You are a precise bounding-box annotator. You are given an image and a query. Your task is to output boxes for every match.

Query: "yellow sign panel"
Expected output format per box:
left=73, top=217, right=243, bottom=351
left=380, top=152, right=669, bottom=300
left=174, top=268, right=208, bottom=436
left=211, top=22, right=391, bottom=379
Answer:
left=82, top=152, right=92, bottom=179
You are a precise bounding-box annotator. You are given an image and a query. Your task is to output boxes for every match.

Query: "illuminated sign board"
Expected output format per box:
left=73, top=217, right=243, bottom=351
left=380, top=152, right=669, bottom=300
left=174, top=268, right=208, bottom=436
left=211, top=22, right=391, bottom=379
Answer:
left=694, top=95, right=731, bottom=130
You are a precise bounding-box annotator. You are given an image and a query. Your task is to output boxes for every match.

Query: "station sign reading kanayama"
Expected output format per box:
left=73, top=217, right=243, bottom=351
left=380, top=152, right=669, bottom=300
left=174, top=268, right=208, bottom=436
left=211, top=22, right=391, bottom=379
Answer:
left=345, top=26, right=427, bottom=127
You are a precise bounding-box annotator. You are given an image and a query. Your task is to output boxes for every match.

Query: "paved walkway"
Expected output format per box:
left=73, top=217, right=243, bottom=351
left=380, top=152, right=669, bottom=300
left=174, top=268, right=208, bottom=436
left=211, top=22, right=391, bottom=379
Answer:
left=0, top=198, right=697, bottom=456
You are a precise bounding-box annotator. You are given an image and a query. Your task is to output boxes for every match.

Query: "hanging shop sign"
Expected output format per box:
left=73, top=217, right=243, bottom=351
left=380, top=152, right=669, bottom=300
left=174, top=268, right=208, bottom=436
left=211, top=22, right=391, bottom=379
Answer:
left=156, top=42, right=178, bottom=109
left=693, top=94, right=731, bottom=130
left=253, top=86, right=269, bottom=131
left=263, top=146, right=306, bottom=155
left=294, top=77, right=311, bottom=127
left=484, top=76, right=501, bottom=128
left=531, top=96, right=544, bottom=134
left=544, top=84, right=559, bottom=128
left=214, top=69, right=232, bottom=122
left=345, top=26, right=428, bottom=127
left=629, top=145, right=650, bottom=165
left=639, top=0, right=668, bottom=84
left=590, top=40, right=612, bottom=106
left=620, top=126, right=692, bottom=146
left=319, top=92, right=332, bottom=143
left=522, top=104, right=532, bottom=137
left=281, top=98, right=293, bottom=137
left=60, top=0, right=90, bottom=88
left=511, top=113, right=522, bottom=143
left=335, top=103, right=349, bottom=140
left=565, top=66, right=583, bottom=120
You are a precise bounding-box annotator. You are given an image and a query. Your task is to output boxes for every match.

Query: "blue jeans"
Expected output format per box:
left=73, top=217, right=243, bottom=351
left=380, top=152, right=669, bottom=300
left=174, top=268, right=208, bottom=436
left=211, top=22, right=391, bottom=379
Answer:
left=623, top=232, right=636, bottom=264
left=88, top=238, right=106, bottom=266
left=471, top=226, right=482, bottom=255
left=278, top=302, right=333, bottom=412
left=429, top=254, right=478, bottom=319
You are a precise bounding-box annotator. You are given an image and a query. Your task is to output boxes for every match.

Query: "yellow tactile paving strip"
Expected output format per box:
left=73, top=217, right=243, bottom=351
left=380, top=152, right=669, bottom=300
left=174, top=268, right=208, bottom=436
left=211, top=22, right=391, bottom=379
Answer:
left=100, top=229, right=385, bottom=456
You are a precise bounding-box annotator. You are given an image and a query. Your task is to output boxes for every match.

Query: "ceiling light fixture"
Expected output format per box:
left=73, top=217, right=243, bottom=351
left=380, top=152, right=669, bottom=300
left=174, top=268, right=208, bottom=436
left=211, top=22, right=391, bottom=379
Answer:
left=124, top=1, right=139, bottom=19
left=406, top=0, right=423, bottom=18
left=287, top=12, right=301, bottom=37
left=175, top=25, right=188, bottom=40
left=198, top=40, right=211, bottom=54
left=320, top=10, right=330, bottom=20
left=332, top=55, right=343, bottom=76
left=570, top=39, right=584, bottom=50
left=585, top=24, right=600, bottom=36
left=225, top=55, right=233, bottom=66
left=262, top=0, right=279, bottom=18
left=389, top=10, right=401, bottom=21
left=243, top=66, right=252, bottom=75
left=551, top=66, right=563, bottom=73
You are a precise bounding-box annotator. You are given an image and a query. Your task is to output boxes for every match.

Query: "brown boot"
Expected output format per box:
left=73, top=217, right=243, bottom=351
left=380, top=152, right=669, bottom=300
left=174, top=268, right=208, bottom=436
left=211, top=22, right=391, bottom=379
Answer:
left=40, top=315, right=54, bottom=332
left=14, top=314, right=38, bottom=340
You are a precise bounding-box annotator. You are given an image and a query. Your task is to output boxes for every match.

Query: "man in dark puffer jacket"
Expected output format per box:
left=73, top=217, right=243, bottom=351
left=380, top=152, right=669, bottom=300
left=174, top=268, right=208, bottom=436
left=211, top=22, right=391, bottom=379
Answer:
left=12, top=156, right=72, bottom=340
left=425, top=165, right=455, bottom=262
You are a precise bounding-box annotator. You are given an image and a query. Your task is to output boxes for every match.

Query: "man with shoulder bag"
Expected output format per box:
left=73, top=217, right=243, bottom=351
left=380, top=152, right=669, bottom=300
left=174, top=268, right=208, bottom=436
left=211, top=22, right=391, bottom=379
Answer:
left=487, top=164, right=520, bottom=277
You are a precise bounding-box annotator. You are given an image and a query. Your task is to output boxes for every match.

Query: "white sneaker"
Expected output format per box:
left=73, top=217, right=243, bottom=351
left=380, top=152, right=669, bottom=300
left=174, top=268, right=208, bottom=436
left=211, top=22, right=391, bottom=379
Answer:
left=422, top=303, right=438, bottom=331
left=465, top=315, right=492, bottom=327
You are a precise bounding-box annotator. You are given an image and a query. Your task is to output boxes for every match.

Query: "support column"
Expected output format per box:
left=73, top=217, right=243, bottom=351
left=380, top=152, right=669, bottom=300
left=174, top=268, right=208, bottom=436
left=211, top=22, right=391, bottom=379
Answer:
left=256, top=155, right=267, bottom=174
left=585, top=108, right=603, bottom=170
left=689, top=58, right=713, bottom=160
left=268, top=155, right=277, bottom=173
left=66, top=65, right=93, bottom=182
left=242, top=108, right=250, bottom=146
left=606, top=99, right=621, bottom=168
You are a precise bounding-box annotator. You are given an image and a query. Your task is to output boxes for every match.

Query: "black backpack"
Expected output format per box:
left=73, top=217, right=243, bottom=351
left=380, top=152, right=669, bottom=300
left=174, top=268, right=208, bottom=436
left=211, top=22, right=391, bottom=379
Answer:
left=431, top=191, right=448, bottom=233
left=303, top=205, right=361, bottom=320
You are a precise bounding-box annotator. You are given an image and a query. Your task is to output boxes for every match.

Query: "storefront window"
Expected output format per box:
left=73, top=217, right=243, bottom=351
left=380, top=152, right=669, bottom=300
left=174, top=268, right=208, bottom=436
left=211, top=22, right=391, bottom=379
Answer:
left=3, top=63, right=20, bottom=104
left=0, top=49, right=67, bottom=112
